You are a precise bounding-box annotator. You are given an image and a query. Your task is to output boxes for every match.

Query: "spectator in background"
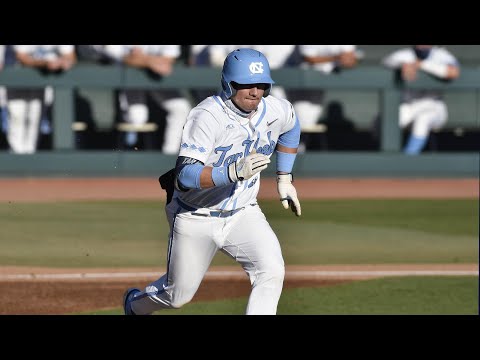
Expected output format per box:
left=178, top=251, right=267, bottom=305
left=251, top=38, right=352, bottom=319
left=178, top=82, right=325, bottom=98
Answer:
left=188, top=45, right=220, bottom=104
left=99, top=45, right=192, bottom=154
left=0, top=46, right=6, bottom=138
left=76, top=45, right=114, bottom=65
left=5, top=45, right=76, bottom=154
left=382, top=45, right=460, bottom=155
left=0, top=45, right=4, bottom=70
left=288, top=45, right=361, bottom=151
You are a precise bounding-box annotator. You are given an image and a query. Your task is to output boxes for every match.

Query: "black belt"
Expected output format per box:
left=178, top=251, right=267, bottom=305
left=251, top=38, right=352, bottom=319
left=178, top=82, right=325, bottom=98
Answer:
left=176, top=198, right=253, bottom=218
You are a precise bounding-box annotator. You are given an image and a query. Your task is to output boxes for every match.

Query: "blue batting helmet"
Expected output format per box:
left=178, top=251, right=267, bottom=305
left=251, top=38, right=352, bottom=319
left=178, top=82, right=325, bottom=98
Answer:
left=221, top=48, right=275, bottom=99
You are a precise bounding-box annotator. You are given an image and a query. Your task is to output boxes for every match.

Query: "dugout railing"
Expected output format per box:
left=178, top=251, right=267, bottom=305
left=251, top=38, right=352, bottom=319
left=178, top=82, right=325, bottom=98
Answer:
left=0, top=64, right=478, bottom=177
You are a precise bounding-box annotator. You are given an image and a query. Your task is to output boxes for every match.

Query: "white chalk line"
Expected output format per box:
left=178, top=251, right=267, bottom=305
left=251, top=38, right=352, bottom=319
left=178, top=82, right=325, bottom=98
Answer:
left=0, top=269, right=477, bottom=281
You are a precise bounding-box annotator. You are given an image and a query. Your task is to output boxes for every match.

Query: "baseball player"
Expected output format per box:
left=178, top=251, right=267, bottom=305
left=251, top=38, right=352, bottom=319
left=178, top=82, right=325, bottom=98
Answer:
left=382, top=45, right=460, bottom=154
left=5, top=45, right=76, bottom=154
left=123, top=48, right=302, bottom=315
left=99, top=45, right=192, bottom=154
left=287, top=45, right=360, bottom=152
left=208, top=45, right=296, bottom=99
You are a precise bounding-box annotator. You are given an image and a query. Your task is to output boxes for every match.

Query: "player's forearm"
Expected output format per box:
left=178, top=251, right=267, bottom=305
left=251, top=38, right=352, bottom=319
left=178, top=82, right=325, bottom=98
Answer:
left=303, top=55, right=337, bottom=64
left=16, top=53, right=49, bottom=68
left=275, top=144, right=297, bottom=175
left=123, top=51, right=150, bottom=68
left=200, top=167, right=215, bottom=188
left=178, top=158, right=270, bottom=190
left=59, top=53, right=77, bottom=70
left=420, top=61, right=460, bottom=80
left=175, top=162, right=216, bottom=190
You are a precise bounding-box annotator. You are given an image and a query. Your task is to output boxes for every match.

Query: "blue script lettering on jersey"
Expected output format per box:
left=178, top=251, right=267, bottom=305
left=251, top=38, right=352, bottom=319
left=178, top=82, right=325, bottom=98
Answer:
left=255, top=131, right=276, bottom=155
left=248, top=177, right=258, bottom=188
left=212, top=131, right=277, bottom=167
left=212, top=145, right=238, bottom=167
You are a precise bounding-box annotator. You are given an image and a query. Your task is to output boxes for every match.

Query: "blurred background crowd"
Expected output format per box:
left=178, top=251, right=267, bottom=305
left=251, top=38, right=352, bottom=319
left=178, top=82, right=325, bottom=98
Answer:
left=0, top=45, right=478, bottom=155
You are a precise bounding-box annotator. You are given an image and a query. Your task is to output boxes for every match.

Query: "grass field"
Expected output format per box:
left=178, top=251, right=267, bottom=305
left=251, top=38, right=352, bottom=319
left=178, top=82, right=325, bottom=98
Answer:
left=0, top=199, right=477, bottom=267
left=80, top=276, right=478, bottom=315
left=1, top=198, right=477, bottom=315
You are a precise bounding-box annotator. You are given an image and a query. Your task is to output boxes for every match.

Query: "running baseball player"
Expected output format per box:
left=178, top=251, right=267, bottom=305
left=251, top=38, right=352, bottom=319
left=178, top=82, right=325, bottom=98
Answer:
left=123, top=48, right=301, bottom=315
left=382, top=45, right=460, bottom=154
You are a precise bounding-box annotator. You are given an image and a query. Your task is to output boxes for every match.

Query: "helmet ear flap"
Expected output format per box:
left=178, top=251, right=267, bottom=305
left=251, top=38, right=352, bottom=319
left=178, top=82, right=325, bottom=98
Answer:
left=263, top=84, right=271, bottom=97
left=221, top=75, right=237, bottom=99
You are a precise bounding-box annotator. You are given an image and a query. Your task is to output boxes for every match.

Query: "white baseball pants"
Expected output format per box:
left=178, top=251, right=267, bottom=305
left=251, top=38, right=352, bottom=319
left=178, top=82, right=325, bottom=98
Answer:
left=130, top=201, right=285, bottom=315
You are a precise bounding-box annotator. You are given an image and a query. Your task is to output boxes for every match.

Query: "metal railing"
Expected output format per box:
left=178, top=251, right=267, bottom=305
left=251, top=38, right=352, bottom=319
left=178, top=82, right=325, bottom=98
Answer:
left=1, top=64, right=479, bottom=152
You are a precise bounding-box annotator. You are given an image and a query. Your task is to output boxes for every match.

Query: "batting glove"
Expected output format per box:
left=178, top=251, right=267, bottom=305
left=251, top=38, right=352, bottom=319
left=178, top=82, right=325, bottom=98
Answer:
left=277, top=173, right=301, bottom=216
left=228, top=152, right=270, bottom=182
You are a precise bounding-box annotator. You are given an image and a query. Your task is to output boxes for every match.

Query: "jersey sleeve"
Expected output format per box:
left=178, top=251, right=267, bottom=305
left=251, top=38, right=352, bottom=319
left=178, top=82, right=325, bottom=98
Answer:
left=382, top=49, right=415, bottom=68
left=178, top=108, right=220, bottom=164
left=436, top=48, right=460, bottom=67
left=277, top=99, right=300, bottom=148
left=280, top=99, right=297, bottom=134
left=58, top=45, right=75, bottom=55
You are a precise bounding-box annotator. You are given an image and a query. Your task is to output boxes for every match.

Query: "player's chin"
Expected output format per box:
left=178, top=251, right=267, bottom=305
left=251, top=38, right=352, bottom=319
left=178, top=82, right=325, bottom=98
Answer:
left=243, top=99, right=261, bottom=110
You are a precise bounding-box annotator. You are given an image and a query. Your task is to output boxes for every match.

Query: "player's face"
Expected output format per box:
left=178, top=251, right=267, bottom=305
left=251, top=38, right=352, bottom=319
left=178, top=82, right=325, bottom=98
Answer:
left=231, top=83, right=268, bottom=112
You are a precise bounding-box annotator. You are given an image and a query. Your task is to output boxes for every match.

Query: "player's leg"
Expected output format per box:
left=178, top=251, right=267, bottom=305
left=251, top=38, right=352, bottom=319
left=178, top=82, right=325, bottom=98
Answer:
left=24, top=98, right=41, bottom=154
left=290, top=90, right=325, bottom=152
left=405, top=99, right=447, bottom=154
left=158, top=94, right=191, bottom=155
left=399, top=102, right=414, bottom=129
left=6, top=98, right=27, bottom=153
left=221, top=205, right=285, bottom=315
left=129, top=203, right=219, bottom=314
left=122, top=90, right=148, bottom=146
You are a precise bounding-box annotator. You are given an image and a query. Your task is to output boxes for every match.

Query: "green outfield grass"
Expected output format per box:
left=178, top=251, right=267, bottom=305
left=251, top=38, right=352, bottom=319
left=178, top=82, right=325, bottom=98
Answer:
left=0, top=199, right=477, bottom=267
left=78, top=276, right=478, bottom=315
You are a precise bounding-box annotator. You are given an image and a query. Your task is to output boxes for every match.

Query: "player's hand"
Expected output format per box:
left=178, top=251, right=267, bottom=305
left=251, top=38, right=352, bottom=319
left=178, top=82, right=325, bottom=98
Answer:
left=401, top=62, right=419, bottom=82
left=276, top=173, right=301, bottom=216
left=228, top=152, right=270, bottom=182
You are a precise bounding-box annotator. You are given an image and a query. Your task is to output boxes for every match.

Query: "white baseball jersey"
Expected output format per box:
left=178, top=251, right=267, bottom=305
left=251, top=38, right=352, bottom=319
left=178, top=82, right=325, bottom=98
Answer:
left=299, top=45, right=356, bottom=73
left=101, top=45, right=181, bottom=62
left=382, top=46, right=458, bottom=69
left=382, top=46, right=459, bottom=102
left=175, top=94, right=297, bottom=211
left=13, top=45, right=74, bottom=60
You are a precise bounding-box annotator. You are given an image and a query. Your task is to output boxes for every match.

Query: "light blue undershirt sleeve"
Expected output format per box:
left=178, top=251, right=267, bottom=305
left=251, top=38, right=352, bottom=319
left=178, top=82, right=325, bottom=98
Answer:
left=277, top=115, right=301, bottom=148
left=177, top=164, right=204, bottom=189
left=276, top=151, right=297, bottom=173
left=211, top=166, right=231, bottom=186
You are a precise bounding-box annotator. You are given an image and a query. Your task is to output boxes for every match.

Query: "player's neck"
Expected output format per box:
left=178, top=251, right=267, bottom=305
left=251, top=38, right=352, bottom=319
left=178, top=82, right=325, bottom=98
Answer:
left=224, top=98, right=256, bottom=119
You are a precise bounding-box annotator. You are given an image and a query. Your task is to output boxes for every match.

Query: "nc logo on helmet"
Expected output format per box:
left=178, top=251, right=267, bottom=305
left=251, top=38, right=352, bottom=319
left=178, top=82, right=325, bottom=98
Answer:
left=249, top=62, right=264, bottom=75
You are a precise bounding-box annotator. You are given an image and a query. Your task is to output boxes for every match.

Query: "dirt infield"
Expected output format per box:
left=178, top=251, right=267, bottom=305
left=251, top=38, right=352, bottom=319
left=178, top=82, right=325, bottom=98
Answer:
left=0, top=264, right=477, bottom=315
left=0, top=177, right=477, bottom=314
left=0, top=177, right=477, bottom=203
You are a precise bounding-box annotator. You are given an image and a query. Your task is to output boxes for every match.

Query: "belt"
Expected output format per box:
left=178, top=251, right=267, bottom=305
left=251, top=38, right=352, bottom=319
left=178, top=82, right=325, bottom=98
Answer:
left=176, top=198, right=251, bottom=218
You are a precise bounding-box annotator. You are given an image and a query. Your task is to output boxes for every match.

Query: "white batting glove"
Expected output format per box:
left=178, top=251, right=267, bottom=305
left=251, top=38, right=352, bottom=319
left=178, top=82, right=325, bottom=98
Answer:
left=228, top=152, right=270, bottom=182
left=277, top=173, right=301, bottom=217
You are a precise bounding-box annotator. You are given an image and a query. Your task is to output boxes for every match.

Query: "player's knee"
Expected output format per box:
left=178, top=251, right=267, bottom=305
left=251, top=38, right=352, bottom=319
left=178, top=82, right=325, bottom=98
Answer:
left=257, top=263, right=285, bottom=284
left=163, top=98, right=192, bottom=117
left=170, top=297, right=191, bottom=309
left=170, top=291, right=196, bottom=309
left=271, top=263, right=285, bottom=281
left=127, top=104, right=148, bottom=124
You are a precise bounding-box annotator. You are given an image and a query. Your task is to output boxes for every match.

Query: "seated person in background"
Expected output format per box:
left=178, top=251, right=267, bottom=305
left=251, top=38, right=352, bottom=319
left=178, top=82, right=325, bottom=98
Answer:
left=382, top=45, right=460, bottom=155
left=287, top=45, right=361, bottom=152
left=5, top=45, right=76, bottom=154
left=100, top=45, right=192, bottom=154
